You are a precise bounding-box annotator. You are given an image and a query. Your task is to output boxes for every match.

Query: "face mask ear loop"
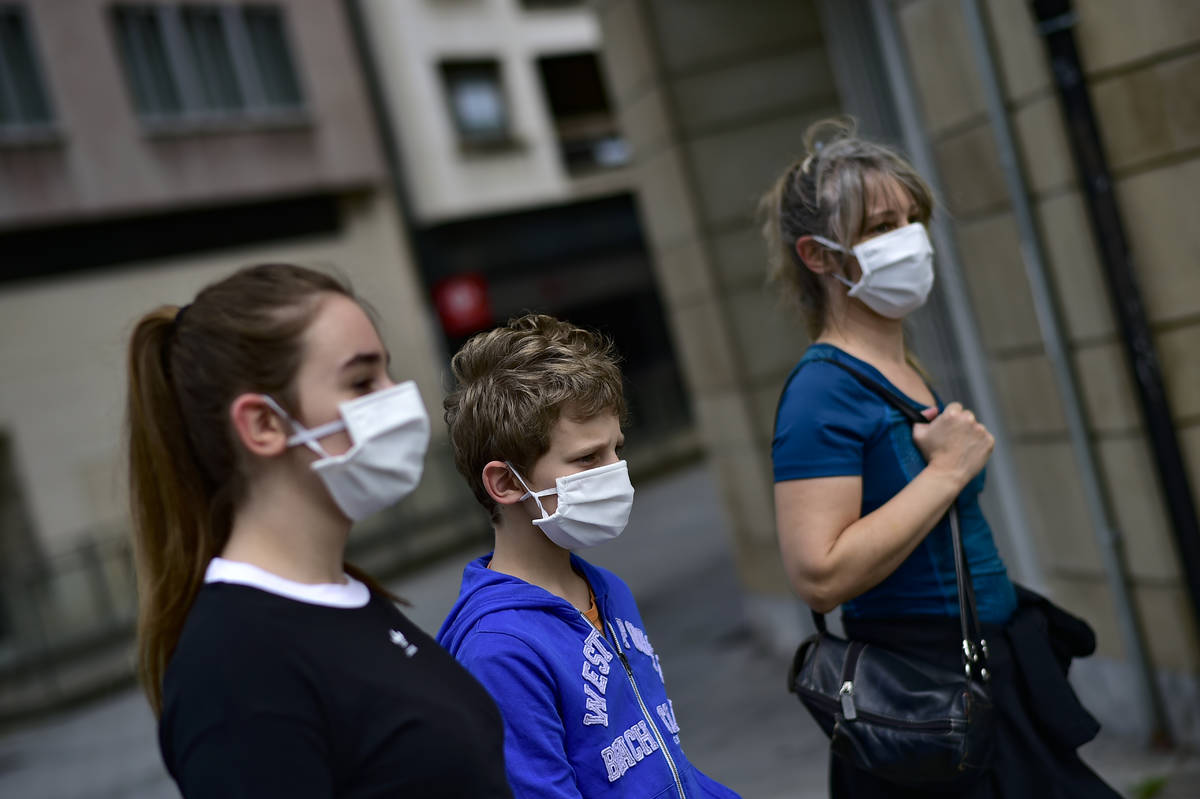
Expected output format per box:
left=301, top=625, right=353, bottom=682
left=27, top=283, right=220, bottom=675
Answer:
left=505, top=461, right=552, bottom=519
left=808, top=235, right=860, bottom=292
left=259, top=394, right=329, bottom=458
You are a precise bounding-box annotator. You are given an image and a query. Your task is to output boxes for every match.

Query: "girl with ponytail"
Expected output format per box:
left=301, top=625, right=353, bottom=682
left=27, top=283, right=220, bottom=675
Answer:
left=126, top=263, right=512, bottom=798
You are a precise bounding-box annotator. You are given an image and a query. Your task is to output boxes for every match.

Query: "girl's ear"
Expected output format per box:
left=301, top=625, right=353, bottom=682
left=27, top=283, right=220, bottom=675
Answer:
left=795, top=236, right=836, bottom=275
left=229, top=394, right=290, bottom=457
left=482, top=461, right=526, bottom=506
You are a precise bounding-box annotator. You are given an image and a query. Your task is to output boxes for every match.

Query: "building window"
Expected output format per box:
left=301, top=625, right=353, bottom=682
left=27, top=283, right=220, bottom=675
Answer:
left=112, top=3, right=304, bottom=127
left=536, top=52, right=627, bottom=174
left=440, top=60, right=513, bottom=150
left=0, top=6, right=55, bottom=136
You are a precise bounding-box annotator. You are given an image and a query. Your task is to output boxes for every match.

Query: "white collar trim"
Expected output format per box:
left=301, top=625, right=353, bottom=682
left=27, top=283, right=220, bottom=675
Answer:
left=205, top=557, right=370, bottom=608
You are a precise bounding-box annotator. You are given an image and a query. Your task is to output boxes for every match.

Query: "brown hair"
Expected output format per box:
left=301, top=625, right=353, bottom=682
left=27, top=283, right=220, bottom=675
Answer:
left=444, top=314, right=626, bottom=520
left=126, top=263, right=388, bottom=715
left=759, top=117, right=934, bottom=339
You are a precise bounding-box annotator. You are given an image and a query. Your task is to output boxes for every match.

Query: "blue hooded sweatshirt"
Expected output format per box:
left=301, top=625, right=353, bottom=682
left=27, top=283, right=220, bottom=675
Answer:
left=437, top=554, right=741, bottom=799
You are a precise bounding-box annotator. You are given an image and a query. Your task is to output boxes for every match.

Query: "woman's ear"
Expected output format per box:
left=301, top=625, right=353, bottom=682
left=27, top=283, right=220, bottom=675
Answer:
left=795, top=235, right=835, bottom=275
left=230, top=394, right=290, bottom=457
left=482, top=461, right=527, bottom=506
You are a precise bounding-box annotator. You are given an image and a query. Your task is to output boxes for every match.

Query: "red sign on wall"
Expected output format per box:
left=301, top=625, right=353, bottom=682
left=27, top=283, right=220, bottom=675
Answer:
left=432, top=272, right=493, bottom=337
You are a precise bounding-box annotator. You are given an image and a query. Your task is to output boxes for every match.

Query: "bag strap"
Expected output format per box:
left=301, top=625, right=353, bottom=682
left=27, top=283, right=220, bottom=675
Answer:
left=802, top=357, right=991, bottom=682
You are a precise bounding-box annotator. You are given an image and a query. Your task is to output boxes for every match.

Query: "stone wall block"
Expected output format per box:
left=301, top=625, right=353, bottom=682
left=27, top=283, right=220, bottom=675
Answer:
left=898, top=0, right=986, bottom=134
left=710, top=224, right=770, bottom=289
left=1157, top=323, right=1200, bottom=421
left=651, top=238, right=717, bottom=307
left=933, top=124, right=1008, bottom=218
left=647, top=0, right=820, bottom=76
left=596, top=0, right=656, bottom=105
left=954, top=213, right=1044, bottom=352
left=672, top=46, right=835, bottom=135
left=1048, top=574, right=1124, bottom=659
left=669, top=298, right=743, bottom=393
left=1036, top=191, right=1116, bottom=341
left=983, top=0, right=1052, bottom=101
left=685, top=110, right=836, bottom=229
left=713, top=447, right=779, bottom=547
left=727, top=286, right=807, bottom=385
left=1118, top=160, right=1200, bottom=323
left=693, top=389, right=759, bottom=450
left=1096, top=435, right=1180, bottom=582
left=753, top=378, right=791, bottom=447
left=617, top=86, right=674, bottom=157
left=1091, top=52, right=1200, bottom=173
left=1073, top=343, right=1141, bottom=433
left=1075, top=0, right=1200, bottom=75
left=1134, top=584, right=1200, bottom=672
left=1013, top=441, right=1105, bottom=575
left=635, top=148, right=702, bottom=248
left=990, top=353, right=1069, bottom=437
left=1012, top=96, right=1075, bottom=196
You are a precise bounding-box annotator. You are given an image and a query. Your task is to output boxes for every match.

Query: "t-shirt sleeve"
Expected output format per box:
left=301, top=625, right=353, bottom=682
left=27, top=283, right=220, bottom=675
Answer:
left=772, top=361, right=882, bottom=482
left=458, top=630, right=584, bottom=799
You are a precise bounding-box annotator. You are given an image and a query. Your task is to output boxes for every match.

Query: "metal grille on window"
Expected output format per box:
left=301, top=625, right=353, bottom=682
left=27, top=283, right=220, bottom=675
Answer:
left=112, top=3, right=303, bottom=125
left=0, top=6, right=54, bottom=129
left=181, top=7, right=244, bottom=113
left=243, top=6, right=302, bottom=109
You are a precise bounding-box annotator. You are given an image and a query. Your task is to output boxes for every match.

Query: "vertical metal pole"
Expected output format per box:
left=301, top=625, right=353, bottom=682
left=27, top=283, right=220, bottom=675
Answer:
left=866, top=0, right=1045, bottom=592
left=958, top=0, right=1168, bottom=744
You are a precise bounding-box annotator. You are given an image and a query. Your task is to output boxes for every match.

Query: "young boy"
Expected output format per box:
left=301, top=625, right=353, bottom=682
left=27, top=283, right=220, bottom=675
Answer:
left=437, top=314, right=740, bottom=799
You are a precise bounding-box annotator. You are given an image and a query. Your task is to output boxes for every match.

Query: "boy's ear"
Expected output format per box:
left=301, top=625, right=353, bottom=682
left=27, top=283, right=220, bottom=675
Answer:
left=482, top=461, right=526, bottom=506
left=230, top=394, right=290, bottom=457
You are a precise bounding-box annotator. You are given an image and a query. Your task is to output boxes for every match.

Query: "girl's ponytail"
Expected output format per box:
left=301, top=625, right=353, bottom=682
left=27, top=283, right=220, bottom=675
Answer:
left=126, top=306, right=221, bottom=716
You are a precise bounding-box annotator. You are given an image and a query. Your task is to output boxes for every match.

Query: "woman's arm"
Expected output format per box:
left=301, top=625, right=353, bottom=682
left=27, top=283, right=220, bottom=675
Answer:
left=775, top=403, right=994, bottom=612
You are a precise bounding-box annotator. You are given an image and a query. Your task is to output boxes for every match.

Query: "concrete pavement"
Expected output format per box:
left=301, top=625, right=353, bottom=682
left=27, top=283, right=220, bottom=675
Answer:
left=0, top=461, right=1195, bottom=797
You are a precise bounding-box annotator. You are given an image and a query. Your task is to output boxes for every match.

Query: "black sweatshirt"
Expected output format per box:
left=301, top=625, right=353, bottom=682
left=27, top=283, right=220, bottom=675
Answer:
left=159, top=581, right=514, bottom=798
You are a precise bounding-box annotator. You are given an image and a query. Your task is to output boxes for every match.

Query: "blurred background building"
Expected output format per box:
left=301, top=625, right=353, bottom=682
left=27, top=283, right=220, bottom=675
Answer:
left=1, top=0, right=1198, bottom=755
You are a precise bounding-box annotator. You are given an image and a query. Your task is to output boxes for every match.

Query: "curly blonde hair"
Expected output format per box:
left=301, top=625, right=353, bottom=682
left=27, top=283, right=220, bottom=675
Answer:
left=759, top=117, right=934, bottom=338
left=444, top=314, right=627, bottom=519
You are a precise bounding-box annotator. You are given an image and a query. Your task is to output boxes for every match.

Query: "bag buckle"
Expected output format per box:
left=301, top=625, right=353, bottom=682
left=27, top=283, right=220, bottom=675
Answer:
left=839, top=681, right=858, bottom=721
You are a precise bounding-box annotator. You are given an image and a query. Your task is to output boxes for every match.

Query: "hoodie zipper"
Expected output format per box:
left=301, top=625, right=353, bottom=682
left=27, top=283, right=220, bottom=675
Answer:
left=602, top=617, right=686, bottom=798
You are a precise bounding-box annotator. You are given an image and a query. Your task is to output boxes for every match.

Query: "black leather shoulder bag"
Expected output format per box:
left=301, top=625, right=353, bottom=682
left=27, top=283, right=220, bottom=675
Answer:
left=785, top=359, right=995, bottom=785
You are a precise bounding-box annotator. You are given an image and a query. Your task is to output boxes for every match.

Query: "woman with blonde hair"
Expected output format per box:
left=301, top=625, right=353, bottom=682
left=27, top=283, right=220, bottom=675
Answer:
left=763, top=120, right=1118, bottom=797
left=127, top=263, right=512, bottom=797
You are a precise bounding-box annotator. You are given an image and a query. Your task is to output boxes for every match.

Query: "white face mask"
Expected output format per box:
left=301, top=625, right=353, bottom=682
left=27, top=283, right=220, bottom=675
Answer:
left=262, top=381, right=431, bottom=521
left=812, top=221, right=935, bottom=319
left=507, top=460, right=635, bottom=550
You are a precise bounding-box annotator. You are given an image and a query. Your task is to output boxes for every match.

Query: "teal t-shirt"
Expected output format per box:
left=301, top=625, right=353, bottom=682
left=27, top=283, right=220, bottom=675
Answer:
left=772, top=343, right=1016, bottom=624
